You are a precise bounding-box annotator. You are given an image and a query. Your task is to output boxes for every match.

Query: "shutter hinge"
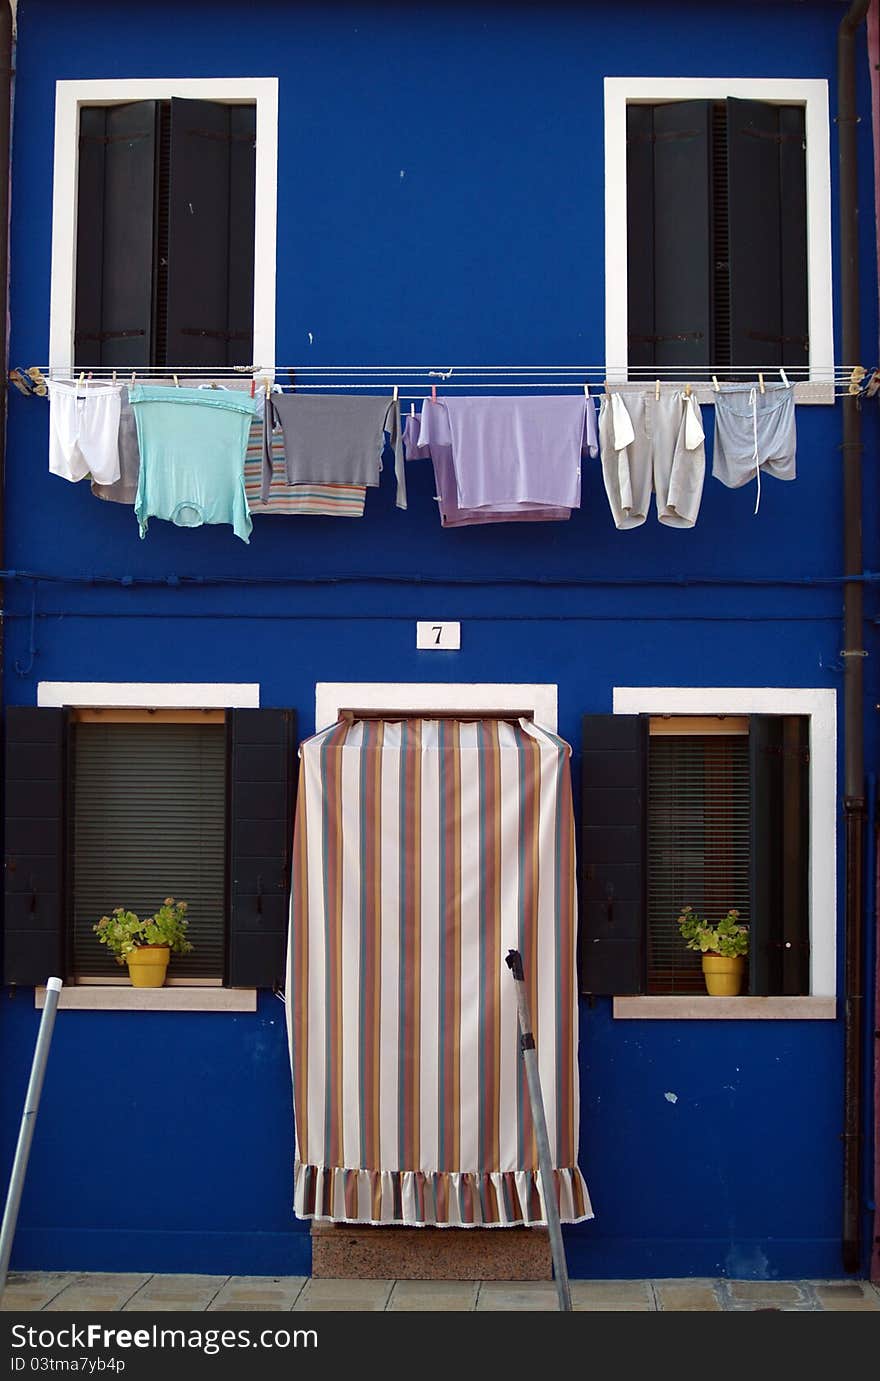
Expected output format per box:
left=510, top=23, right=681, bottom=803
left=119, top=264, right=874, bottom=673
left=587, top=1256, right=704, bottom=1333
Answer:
left=80, top=131, right=153, bottom=146
left=184, top=126, right=255, bottom=144
left=178, top=328, right=251, bottom=342
left=74, top=329, right=146, bottom=343
left=629, top=331, right=704, bottom=345
left=741, top=127, right=804, bottom=145
left=747, top=330, right=810, bottom=351
left=627, top=129, right=702, bottom=144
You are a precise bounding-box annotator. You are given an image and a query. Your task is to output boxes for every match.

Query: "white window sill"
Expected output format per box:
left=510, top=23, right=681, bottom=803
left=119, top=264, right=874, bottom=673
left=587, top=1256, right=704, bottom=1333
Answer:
left=35, top=986, right=257, bottom=1012
left=612, top=996, right=836, bottom=1020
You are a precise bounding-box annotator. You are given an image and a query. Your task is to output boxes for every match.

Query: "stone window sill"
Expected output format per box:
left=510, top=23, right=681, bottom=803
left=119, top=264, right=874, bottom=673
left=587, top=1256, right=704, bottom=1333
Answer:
left=612, top=996, right=836, bottom=1020
left=34, top=986, right=257, bottom=1013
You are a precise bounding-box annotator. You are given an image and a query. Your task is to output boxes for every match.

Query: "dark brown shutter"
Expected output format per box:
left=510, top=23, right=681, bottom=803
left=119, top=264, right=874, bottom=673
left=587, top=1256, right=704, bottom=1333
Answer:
left=3, top=709, right=68, bottom=986
left=580, top=715, right=647, bottom=995
left=227, top=709, right=297, bottom=988
left=166, top=99, right=255, bottom=367
left=626, top=101, right=713, bottom=370
left=749, top=715, right=810, bottom=995
left=74, top=102, right=158, bottom=370
left=727, top=99, right=808, bottom=368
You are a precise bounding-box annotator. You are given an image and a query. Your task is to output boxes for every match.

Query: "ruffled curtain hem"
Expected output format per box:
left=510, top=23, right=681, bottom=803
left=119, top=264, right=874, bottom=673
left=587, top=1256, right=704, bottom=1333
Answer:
left=293, top=1161, right=593, bottom=1227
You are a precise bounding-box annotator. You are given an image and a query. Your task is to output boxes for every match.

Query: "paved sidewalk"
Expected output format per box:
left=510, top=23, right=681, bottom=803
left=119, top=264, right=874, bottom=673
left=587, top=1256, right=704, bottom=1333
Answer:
left=2, top=1273, right=879, bottom=1311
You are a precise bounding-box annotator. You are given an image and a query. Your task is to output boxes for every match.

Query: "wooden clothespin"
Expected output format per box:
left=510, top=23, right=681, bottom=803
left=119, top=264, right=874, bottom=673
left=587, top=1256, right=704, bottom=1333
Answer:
left=431, top=385, right=437, bottom=403
left=712, top=375, right=720, bottom=392
left=779, top=366, right=790, bottom=389
left=584, top=383, right=590, bottom=398
left=131, top=370, right=136, bottom=384
left=684, top=382, right=692, bottom=398
left=393, top=384, right=399, bottom=403
left=78, top=371, right=85, bottom=388
left=264, top=376, right=272, bottom=398
left=410, top=401, right=416, bottom=417
left=758, top=372, right=765, bottom=395
left=173, top=374, right=180, bottom=388
left=111, top=369, right=117, bottom=383
left=655, top=379, right=660, bottom=400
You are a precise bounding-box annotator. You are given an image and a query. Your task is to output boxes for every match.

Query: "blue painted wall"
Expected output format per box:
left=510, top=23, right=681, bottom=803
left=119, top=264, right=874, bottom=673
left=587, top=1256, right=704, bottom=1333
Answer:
left=2, top=0, right=878, bottom=1278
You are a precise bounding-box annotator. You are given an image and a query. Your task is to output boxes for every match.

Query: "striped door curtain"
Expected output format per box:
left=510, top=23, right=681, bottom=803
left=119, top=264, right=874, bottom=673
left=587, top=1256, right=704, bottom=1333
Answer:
left=286, top=716, right=592, bottom=1228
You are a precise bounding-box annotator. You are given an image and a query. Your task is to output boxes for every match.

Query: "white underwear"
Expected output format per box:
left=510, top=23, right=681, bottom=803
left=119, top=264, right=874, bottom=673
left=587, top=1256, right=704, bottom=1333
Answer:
left=48, top=380, right=122, bottom=485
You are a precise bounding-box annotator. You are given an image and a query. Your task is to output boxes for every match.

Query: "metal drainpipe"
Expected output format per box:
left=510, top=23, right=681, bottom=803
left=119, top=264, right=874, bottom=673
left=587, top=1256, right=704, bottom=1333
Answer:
left=0, top=3, right=11, bottom=692
left=838, top=0, right=871, bottom=1277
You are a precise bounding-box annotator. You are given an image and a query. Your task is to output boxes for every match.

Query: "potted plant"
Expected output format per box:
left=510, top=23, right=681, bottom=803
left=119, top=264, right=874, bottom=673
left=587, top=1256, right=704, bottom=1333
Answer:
left=677, top=905, right=749, bottom=996
left=93, top=897, right=192, bottom=988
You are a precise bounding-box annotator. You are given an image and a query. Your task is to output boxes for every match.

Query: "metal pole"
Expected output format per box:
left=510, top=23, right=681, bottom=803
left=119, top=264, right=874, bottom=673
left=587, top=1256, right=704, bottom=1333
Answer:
left=0, top=978, right=63, bottom=1299
left=505, top=949, right=572, bottom=1312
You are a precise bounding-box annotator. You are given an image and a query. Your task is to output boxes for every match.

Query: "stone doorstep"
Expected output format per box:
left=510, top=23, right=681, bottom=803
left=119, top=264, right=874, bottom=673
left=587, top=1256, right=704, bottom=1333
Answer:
left=310, top=1223, right=552, bottom=1281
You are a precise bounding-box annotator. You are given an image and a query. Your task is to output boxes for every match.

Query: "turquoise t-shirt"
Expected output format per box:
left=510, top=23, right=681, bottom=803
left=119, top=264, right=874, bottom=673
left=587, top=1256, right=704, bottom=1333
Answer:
left=130, top=385, right=257, bottom=543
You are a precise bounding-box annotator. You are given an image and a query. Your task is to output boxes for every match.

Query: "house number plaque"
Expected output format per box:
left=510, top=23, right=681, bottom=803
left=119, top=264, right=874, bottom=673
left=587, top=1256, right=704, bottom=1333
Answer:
left=416, top=621, right=461, bottom=650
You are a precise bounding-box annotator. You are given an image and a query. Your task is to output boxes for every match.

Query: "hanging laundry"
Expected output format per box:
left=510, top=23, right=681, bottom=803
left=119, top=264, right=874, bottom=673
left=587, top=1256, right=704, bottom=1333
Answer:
left=129, top=384, right=256, bottom=543
left=264, top=394, right=405, bottom=508
left=598, top=390, right=705, bottom=529
left=91, top=386, right=141, bottom=505
left=48, top=379, right=122, bottom=486
left=245, top=417, right=366, bottom=518
left=420, top=395, right=597, bottom=512
left=415, top=401, right=572, bottom=526
left=712, top=383, right=796, bottom=513
left=402, top=409, right=431, bottom=461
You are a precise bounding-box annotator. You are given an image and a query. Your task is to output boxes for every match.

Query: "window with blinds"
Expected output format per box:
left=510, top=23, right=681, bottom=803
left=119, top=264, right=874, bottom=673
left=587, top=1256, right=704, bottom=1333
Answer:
left=646, top=730, right=751, bottom=994
left=71, top=720, right=227, bottom=980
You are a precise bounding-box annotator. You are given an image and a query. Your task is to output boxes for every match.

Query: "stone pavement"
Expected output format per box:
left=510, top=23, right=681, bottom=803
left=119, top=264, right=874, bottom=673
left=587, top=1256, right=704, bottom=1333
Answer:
left=1, top=1273, right=879, bottom=1311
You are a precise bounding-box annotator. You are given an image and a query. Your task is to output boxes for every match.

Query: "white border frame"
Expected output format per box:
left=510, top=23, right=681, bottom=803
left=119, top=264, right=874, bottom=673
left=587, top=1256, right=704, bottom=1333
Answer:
left=613, top=685, right=837, bottom=996
left=315, top=682, right=558, bottom=733
left=604, top=78, right=834, bottom=402
left=33, top=679, right=261, bottom=1009
left=37, top=681, right=260, bottom=709
left=49, top=77, right=279, bottom=373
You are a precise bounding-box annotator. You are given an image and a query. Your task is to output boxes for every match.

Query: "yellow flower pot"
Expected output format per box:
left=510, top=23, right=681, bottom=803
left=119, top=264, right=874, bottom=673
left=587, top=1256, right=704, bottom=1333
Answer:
left=701, top=953, right=745, bottom=997
left=126, top=944, right=171, bottom=988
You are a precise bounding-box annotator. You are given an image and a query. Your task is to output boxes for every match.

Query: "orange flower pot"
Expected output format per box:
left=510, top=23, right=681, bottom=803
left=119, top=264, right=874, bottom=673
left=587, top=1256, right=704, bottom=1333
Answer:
left=126, top=944, right=170, bottom=988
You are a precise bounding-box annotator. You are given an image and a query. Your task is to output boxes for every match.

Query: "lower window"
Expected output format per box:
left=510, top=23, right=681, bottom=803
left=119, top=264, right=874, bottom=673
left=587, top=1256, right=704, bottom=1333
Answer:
left=581, top=711, right=811, bottom=998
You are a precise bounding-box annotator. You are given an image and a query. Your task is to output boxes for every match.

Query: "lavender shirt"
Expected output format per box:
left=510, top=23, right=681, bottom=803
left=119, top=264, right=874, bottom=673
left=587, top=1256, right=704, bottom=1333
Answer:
left=420, top=395, right=597, bottom=511
left=412, top=405, right=571, bottom=526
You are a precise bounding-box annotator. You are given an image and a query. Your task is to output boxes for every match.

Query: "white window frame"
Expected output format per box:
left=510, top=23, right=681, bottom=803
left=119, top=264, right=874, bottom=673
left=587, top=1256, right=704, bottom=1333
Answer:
left=613, top=686, right=836, bottom=1017
left=33, top=680, right=261, bottom=1011
left=604, top=77, right=834, bottom=403
left=49, top=77, right=279, bottom=374
left=315, top=682, right=558, bottom=733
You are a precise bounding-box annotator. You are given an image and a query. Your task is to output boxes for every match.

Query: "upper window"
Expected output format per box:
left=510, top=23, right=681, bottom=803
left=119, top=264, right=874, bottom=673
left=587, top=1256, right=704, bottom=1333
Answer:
left=50, top=79, right=278, bottom=373
left=75, top=99, right=256, bottom=371
left=626, top=99, right=807, bottom=373
left=603, top=79, right=833, bottom=397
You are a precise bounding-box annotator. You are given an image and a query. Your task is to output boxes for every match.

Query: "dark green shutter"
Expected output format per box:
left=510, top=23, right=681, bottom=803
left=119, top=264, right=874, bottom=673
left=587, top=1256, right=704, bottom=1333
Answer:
left=227, top=709, right=297, bottom=988
left=70, top=722, right=226, bottom=980
left=166, top=99, right=256, bottom=367
left=3, top=709, right=68, bottom=986
left=74, top=102, right=158, bottom=369
left=626, top=101, right=713, bottom=370
left=580, top=715, right=647, bottom=995
left=727, top=99, right=808, bottom=368
left=749, top=716, right=810, bottom=995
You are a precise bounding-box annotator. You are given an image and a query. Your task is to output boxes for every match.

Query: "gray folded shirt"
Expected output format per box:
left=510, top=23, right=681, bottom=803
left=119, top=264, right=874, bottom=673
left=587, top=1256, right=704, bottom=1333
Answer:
left=264, top=393, right=405, bottom=509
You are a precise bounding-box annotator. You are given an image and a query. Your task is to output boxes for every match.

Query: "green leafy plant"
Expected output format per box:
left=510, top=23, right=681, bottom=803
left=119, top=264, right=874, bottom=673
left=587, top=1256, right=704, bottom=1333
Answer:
left=677, top=905, right=749, bottom=958
left=93, top=897, right=193, bottom=964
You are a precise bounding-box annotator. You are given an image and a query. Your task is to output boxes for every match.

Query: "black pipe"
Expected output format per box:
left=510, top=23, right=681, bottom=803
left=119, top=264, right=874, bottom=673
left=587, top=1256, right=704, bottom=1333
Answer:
left=0, top=3, right=12, bottom=689
left=838, top=0, right=871, bottom=1277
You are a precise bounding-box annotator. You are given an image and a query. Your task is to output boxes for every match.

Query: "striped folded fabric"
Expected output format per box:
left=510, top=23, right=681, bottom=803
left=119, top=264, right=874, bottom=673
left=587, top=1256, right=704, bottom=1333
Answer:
left=286, top=715, right=592, bottom=1228
left=244, top=418, right=366, bottom=517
